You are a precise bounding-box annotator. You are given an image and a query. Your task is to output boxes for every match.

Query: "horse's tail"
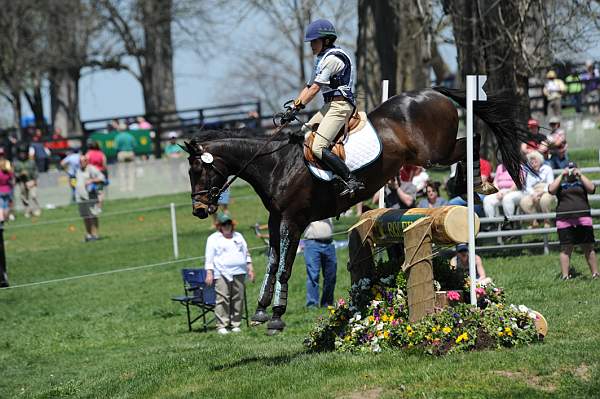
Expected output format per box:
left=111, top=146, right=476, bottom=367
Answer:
left=432, top=86, right=530, bottom=188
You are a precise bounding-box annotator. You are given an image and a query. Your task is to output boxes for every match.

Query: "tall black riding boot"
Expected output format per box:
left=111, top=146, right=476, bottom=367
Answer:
left=471, top=135, right=497, bottom=195
left=320, top=149, right=365, bottom=198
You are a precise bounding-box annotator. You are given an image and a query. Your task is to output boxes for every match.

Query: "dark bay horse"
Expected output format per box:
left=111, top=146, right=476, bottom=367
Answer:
left=185, top=87, right=528, bottom=333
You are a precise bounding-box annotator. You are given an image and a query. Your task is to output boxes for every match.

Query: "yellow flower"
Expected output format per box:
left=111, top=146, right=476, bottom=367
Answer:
left=406, top=326, right=413, bottom=332
left=368, top=315, right=375, bottom=322
left=375, top=293, right=383, bottom=300
left=431, top=327, right=437, bottom=332
left=455, top=332, right=469, bottom=343
left=345, top=335, right=351, bottom=342
left=498, top=331, right=504, bottom=337
left=425, top=334, right=432, bottom=341
left=442, top=326, right=452, bottom=334
left=389, top=315, right=394, bottom=322
left=383, top=331, right=390, bottom=339
left=381, top=314, right=389, bottom=322
left=505, top=327, right=513, bottom=337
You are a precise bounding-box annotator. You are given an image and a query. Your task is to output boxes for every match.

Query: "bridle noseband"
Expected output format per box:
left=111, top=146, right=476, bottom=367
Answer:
left=189, top=152, right=230, bottom=206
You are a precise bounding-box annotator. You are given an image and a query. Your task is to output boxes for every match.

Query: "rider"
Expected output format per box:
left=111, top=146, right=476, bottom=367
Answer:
left=280, top=19, right=364, bottom=198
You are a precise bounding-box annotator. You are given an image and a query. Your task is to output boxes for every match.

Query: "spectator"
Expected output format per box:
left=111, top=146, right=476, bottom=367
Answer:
left=110, top=119, right=121, bottom=131
left=13, top=146, right=41, bottom=218
left=75, top=155, right=105, bottom=242
left=520, top=151, right=556, bottom=228
left=483, top=163, right=521, bottom=219
left=581, top=60, right=599, bottom=114
left=449, top=243, right=492, bottom=286
left=521, top=118, right=544, bottom=157
left=372, top=175, right=416, bottom=209
left=446, top=157, right=489, bottom=217
left=548, top=139, right=569, bottom=170
left=60, top=147, right=81, bottom=203
left=29, top=129, right=50, bottom=173
left=565, top=67, right=583, bottom=113
left=548, top=162, right=599, bottom=280
left=86, top=141, right=108, bottom=211
left=543, top=70, right=566, bottom=117
left=303, top=219, right=337, bottom=308
left=0, top=148, right=14, bottom=222
left=164, top=132, right=183, bottom=158
left=137, top=116, right=152, bottom=130
left=115, top=129, right=137, bottom=191
left=417, top=182, right=447, bottom=208
left=204, top=213, right=255, bottom=334
left=45, top=127, right=69, bottom=160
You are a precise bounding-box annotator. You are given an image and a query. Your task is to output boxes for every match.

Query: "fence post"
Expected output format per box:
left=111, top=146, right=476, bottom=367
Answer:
left=543, top=233, right=549, bottom=255
left=0, top=221, right=8, bottom=288
left=170, top=203, right=179, bottom=259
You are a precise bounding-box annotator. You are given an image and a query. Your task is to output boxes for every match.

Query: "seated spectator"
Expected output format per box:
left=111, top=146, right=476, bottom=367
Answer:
left=446, top=161, right=486, bottom=217
left=449, top=243, right=492, bottom=286
left=164, top=132, right=183, bottom=158
left=548, top=139, right=569, bottom=170
left=373, top=175, right=416, bottom=210
left=521, top=118, right=543, bottom=157
left=548, top=162, right=598, bottom=280
left=417, top=182, right=447, bottom=208
left=519, top=151, right=556, bottom=228
left=483, top=163, right=520, bottom=219
left=204, top=213, right=255, bottom=334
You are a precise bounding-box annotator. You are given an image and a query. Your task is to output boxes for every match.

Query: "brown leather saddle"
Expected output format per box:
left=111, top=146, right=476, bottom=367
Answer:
left=303, top=111, right=367, bottom=167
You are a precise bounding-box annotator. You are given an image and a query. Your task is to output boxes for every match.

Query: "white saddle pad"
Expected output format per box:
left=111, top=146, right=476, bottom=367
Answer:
left=307, top=118, right=382, bottom=181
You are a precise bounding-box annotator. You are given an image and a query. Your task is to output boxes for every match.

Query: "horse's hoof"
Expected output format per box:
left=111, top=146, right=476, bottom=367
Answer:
left=267, top=318, right=286, bottom=331
left=475, top=182, right=498, bottom=195
left=250, top=309, right=270, bottom=325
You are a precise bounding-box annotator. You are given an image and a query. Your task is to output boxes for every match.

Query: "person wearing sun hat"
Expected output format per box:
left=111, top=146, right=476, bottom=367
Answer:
left=543, top=70, right=566, bottom=117
left=204, top=212, right=255, bottom=334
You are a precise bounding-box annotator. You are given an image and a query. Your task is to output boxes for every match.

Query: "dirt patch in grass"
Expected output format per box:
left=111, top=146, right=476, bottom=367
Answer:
left=338, top=387, right=383, bottom=399
left=493, top=370, right=557, bottom=393
left=573, top=363, right=591, bottom=382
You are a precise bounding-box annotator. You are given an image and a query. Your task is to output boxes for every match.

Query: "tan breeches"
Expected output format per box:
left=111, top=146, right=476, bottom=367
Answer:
left=302, top=100, right=354, bottom=159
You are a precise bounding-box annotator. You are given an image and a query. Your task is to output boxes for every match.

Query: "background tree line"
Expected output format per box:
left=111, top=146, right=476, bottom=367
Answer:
left=0, top=0, right=598, bottom=148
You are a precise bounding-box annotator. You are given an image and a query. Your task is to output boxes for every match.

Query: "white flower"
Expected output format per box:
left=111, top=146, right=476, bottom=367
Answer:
left=518, top=304, right=529, bottom=313
left=372, top=343, right=381, bottom=353
left=376, top=322, right=384, bottom=331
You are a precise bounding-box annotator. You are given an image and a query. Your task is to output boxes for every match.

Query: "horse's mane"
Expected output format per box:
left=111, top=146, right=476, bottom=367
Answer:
left=190, top=128, right=292, bottom=145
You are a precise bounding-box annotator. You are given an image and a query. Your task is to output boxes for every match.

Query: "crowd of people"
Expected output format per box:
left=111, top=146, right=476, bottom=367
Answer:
left=543, top=61, right=599, bottom=116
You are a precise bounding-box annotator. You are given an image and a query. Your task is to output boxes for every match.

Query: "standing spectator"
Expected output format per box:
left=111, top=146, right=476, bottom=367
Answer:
left=581, top=60, right=599, bottom=114
left=519, top=151, right=556, bottom=228
left=548, top=162, right=598, bottom=280
left=86, top=140, right=108, bottom=211
left=204, top=213, right=255, bottom=334
left=29, top=129, right=50, bottom=173
left=136, top=116, right=152, bottom=130
left=75, top=155, right=105, bottom=242
left=0, top=149, right=14, bottom=222
left=13, top=146, right=41, bottom=217
left=115, top=129, right=136, bottom=191
left=417, top=182, right=447, bottom=208
left=303, top=219, right=337, bottom=308
left=565, top=67, right=583, bottom=113
left=483, top=163, right=521, bottom=219
left=543, top=70, right=566, bottom=117
left=60, top=147, right=81, bottom=203
left=164, top=132, right=183, bottom=158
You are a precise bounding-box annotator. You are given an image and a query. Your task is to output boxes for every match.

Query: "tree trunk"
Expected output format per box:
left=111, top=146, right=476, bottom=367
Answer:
left=140, top=0, right=176, bottom=117
left=396, top=0, right=432, bottom=91
left=23, top=80, right=46, bottom=133
left=50, top=67, right=82, bottom=136
left=9, top=90, right=23, bottom=140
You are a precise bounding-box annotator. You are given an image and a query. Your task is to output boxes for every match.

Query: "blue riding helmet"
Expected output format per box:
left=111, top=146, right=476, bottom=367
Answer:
left=304, top=19, right=337, bottom=42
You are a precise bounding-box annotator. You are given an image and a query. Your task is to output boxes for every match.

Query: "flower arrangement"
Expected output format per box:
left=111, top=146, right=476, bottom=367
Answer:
left=305, top=268, right=542, bottom=355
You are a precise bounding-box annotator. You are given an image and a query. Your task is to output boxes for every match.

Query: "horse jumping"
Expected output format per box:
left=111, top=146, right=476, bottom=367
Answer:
left=184, top=87, right=529, bottom=334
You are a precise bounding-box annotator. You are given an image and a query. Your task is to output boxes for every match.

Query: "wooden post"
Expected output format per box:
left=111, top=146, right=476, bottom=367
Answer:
left=402, top=218, right=434, bottom=322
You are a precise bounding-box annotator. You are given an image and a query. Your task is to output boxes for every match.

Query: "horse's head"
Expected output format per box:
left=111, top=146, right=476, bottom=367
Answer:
left=184, top=140, right=229, bottom=219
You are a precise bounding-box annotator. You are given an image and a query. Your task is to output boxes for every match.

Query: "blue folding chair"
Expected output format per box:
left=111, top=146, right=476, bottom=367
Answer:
left=171, top=268, right=216, bottom=332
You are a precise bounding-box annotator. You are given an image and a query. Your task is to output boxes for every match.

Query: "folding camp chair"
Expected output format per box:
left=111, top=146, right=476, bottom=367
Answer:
left=171, top=268, right=216, bottom=332
left=171, top=268, right=250, bottom=332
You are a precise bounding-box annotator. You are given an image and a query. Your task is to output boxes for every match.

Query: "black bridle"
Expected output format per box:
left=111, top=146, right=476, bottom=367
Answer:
left=188, top=116, right=298, bottom=207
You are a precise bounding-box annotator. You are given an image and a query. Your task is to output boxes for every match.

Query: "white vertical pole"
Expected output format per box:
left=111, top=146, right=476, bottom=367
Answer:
left=378, top=80, right=389, bottom=209
left=466, top=75, right=487, bottom=306
left=170, top=202, right=179, bottom=259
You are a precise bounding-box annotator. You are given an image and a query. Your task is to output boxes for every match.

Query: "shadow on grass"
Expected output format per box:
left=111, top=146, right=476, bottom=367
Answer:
left=210, top=350, right=308, bottom=371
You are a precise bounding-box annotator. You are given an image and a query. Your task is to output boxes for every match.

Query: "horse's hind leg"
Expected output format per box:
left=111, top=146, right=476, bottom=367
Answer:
left=267, top=221, right=302, bottom=333
left=251, top=215, right=281, bottom=324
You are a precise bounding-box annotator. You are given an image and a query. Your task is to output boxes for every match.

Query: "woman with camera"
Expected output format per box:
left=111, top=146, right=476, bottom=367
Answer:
left=548, top=162, right=599, bottom=280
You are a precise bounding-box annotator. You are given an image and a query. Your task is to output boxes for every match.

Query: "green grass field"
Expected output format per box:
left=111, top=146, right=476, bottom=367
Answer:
left=1, top=184, right=599, bottom=399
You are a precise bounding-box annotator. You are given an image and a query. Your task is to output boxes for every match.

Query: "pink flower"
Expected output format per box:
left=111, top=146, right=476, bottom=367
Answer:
left=337, top=298, right=346, bottom=307
left=447, top=291, right=461, bottom=301
left=476, top=287, right=485, bottom=297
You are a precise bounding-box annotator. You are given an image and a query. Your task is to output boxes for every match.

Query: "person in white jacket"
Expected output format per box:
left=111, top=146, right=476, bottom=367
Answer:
left=205, top=213, right=254, bottom=334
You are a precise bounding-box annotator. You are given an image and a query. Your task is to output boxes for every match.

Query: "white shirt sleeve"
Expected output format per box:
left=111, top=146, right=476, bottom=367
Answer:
left=239, top=234, right=252, bottom=264
left=204, top=235, right=215, bottom=271
left=313, top=55, right=345, bottom=85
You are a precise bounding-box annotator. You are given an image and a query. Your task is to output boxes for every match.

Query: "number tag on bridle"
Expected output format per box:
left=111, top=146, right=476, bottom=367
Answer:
left=200, top=152, right=214, bottom=164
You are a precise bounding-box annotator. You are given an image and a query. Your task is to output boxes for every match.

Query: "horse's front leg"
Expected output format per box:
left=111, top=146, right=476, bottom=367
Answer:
left=251, top=214, right=281, bottom=324
left=267, top=220, right=302, bottom=333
